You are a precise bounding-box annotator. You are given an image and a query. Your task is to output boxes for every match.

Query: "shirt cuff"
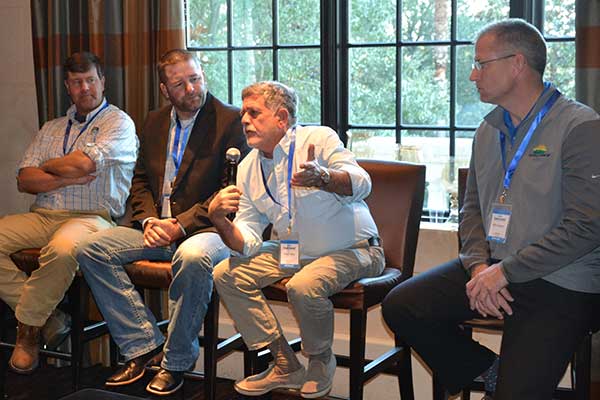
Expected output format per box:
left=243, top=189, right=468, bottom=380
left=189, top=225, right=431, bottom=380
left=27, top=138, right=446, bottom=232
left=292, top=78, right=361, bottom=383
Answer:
left=82, top=143, right=105, bottom=171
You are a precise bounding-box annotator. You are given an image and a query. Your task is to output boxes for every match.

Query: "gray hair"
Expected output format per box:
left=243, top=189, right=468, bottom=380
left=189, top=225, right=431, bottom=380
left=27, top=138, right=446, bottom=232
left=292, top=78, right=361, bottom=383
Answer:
left=242, top=81, right=299, bottom=126
left=477, top=19, right=546, bottom=77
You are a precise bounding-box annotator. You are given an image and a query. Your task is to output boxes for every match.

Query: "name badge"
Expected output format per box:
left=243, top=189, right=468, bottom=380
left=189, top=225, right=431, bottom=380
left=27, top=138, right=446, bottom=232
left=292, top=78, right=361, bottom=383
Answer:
left=279, top=232, right=300, bottom=269
left=487, top=203, right=512, bottom=243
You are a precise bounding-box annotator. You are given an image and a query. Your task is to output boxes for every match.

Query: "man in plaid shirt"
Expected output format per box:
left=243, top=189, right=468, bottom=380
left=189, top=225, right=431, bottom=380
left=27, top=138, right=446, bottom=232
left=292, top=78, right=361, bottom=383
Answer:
left=0, top=51, right=138, bottom=374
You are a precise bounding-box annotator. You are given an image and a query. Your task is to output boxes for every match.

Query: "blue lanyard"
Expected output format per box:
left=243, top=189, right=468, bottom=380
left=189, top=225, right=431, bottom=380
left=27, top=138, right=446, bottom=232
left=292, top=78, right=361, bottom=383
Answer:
left=260, top=127, right=296, bottom=226
left=63, top=101, right=109, bottom=155
left=172, top=115, right=193, bottom=172
left=499, top=87, right=561, bottom=200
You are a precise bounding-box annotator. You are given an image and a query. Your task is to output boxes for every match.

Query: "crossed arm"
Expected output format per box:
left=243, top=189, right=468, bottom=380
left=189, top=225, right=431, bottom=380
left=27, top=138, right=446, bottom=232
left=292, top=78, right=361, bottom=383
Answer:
left=17, top=150, right=96, bottom=194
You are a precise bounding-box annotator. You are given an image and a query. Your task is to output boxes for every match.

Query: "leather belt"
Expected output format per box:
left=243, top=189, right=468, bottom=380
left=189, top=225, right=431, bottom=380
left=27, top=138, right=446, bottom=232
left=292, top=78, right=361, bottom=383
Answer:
left=368, top=237, right=382, bottom=247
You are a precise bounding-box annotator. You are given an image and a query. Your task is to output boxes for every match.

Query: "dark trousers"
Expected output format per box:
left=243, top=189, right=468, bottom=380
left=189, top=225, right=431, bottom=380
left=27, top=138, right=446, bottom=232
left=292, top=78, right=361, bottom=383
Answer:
left=382, top=258, right=600, bottom=400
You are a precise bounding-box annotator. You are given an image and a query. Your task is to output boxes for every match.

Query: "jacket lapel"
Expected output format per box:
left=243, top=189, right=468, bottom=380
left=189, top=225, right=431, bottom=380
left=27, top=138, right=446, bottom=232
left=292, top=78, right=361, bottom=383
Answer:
left=172, top=93, right=215, bottom=191
left=155, top=107, right=171, bottom=196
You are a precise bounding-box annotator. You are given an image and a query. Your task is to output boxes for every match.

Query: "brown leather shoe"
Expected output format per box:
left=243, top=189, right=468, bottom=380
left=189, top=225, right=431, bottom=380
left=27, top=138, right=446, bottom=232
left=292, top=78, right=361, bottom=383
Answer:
left=9, top=321, right=41, bottom=374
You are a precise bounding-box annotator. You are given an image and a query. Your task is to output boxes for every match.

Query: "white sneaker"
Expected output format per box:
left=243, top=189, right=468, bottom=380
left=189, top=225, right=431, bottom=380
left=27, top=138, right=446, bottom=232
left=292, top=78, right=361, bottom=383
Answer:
left=234, top=364, right=306, bottom=396
left=301, top=353, right=336, bottom=398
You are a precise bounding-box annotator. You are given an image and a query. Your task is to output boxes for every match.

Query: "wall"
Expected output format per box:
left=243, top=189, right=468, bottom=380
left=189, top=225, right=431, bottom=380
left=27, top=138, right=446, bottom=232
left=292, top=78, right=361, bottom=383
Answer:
left=0, top=0, right=37, bottom=216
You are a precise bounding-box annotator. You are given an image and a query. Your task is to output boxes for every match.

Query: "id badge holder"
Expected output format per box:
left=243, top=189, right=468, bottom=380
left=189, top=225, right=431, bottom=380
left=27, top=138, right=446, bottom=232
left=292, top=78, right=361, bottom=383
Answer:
left=487, top=203, right=512, bottom=244
left=279, top=232, right=300, bottom=269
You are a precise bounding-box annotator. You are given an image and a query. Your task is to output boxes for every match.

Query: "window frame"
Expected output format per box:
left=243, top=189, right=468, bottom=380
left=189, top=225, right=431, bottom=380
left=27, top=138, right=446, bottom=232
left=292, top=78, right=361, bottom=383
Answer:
left=185, top=0, right=576, bottom=219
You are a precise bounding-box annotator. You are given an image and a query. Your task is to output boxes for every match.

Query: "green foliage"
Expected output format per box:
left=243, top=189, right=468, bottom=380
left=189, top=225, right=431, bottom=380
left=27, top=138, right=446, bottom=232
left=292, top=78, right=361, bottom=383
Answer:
left=186, top=0, right=576, bottom=130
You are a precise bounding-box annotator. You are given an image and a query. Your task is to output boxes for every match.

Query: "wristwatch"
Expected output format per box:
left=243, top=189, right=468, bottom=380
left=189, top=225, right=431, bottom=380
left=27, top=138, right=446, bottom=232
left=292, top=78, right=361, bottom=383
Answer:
left=320, top=167, right=331, bottom=186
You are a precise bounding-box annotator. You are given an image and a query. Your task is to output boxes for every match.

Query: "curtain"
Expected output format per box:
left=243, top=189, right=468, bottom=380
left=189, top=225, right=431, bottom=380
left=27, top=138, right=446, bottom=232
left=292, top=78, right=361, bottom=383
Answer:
left=575, top=0, right=600, bottom=112
left=31, top=0, right=185, bottom=129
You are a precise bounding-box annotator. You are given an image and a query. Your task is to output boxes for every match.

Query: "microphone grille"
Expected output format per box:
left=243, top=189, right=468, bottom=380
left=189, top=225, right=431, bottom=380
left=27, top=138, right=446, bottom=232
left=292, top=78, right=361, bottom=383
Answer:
left=226, top=147, right=241, bottom=163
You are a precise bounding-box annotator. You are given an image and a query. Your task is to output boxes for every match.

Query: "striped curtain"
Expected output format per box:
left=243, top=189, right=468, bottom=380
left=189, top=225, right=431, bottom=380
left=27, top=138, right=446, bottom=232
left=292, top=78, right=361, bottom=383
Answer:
left=31, top=0, right=185, bottom=129
left=575, top=0, right=600, bottom=112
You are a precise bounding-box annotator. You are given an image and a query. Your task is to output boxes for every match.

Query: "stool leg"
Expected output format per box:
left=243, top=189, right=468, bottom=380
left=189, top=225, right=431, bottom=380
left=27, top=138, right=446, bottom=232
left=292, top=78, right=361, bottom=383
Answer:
left=396, top=338, right=414, bottom=400
left=68, top=276, right=85, bottom=391
left=203, top=293, right=219, bottom=400
left=349, top=308, right=367, bottom=400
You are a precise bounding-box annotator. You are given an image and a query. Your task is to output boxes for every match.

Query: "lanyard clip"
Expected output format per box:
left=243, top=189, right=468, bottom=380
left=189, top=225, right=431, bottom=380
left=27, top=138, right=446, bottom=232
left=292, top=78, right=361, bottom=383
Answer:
left=499, top=189, right=507, bottom=204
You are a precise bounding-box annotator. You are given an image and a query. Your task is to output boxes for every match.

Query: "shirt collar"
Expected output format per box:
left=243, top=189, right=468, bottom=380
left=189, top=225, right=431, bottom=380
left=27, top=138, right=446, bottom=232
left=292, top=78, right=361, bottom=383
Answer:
left=169, top=106, right=202, bottom=129
left=259, top=125, right=297, bottom=160
left=484, top=82, right=557, bottom=136
left=67, top=97, right=107, bottom=124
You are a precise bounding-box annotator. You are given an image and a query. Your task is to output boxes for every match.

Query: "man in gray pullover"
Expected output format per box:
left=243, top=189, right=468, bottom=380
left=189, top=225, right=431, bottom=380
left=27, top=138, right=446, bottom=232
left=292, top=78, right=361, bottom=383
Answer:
left=382, top=19, right=600, bottom=400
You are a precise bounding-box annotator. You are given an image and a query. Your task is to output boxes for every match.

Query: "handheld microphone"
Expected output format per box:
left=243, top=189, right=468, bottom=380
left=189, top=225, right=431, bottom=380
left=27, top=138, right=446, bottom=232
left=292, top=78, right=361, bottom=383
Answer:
left=225, top=147, right=241, bottom=220
left=225, top=147, right=241, bottom=186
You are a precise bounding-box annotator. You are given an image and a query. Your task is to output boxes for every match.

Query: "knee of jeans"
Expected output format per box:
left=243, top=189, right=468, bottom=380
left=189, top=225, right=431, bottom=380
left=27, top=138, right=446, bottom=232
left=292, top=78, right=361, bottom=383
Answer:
left=172, top=246, right=215, bottom=275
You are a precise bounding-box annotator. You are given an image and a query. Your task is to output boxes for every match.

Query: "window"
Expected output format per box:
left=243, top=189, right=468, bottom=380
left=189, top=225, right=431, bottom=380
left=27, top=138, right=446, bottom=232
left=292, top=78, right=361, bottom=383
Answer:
left=186, top=0, right=576, bottom=222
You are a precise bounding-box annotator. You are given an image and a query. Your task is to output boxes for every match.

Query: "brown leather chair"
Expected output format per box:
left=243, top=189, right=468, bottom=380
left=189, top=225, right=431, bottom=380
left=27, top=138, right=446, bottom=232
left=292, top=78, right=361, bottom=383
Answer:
left=432, top=167, right=592, bottom=400
left=0, top=254, right=239, bottom=400
left=238, top=159, right=425, bottom=400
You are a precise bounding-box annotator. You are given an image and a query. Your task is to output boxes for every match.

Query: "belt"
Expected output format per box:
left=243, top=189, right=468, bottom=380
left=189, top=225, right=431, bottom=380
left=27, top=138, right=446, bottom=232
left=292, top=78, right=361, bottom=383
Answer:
left=368, top=236, right=382, bottom=247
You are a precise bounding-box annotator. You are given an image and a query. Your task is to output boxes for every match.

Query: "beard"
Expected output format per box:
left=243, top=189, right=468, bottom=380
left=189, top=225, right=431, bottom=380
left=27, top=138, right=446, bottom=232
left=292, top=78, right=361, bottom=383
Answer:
left=170, top=86, right=207, bottom=115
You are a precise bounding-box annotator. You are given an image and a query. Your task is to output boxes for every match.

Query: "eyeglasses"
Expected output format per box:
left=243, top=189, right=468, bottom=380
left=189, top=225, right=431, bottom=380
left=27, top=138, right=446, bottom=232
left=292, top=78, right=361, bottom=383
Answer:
left=472, top=54, right=515, bottom=71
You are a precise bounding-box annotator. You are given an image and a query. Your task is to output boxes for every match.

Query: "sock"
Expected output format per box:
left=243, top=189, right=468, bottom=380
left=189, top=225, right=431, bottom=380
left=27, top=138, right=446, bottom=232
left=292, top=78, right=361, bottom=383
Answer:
left=483, top=356, right=500, bottom=395
left=267, top=336, right=302, bottom=375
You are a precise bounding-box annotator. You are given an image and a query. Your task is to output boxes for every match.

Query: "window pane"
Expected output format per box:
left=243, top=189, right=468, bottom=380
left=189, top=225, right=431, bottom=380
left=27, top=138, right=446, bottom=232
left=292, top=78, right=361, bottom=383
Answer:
left=544, top=0, right=575, bottom=37
left=546, top=41, right=575, bottom=99
left=456, top=0, right=509, bottom=41
left=194, top=51, right=229, bottom=103
left=455, top=131, right=475, bottom=168
left=455, top=45, right=493, bottom=126
left=187, top=0, right=227, bottom=47
left=349, top=0, right=395, bottom=43
left=347, top=130, right=397, bottom=160
left=279, top=49, right=321, bottom=124
left=402, top=130, right=450, bottom=213
left=232, top=50, right=273, bottom=107
left=402, top=0, right=450, bottom=42
left=279, top=0, right=320, bottom=45
left=349, top=47, right=395, bottom=125
left=232, top=0, right=272, bottom=46
left=401, top=46, right=449, bottom=126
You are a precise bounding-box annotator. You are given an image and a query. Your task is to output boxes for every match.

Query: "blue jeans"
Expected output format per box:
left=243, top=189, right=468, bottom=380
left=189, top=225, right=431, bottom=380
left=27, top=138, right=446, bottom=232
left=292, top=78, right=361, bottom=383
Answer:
left=75, top=226, right=229, bottom=371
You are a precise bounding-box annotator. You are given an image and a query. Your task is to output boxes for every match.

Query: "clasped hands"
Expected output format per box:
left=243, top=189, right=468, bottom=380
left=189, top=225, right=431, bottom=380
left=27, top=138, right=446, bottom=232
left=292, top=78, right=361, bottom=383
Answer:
left=143, top=218, right=184, bottom=247
left=466, top=263, right=513, bottom=319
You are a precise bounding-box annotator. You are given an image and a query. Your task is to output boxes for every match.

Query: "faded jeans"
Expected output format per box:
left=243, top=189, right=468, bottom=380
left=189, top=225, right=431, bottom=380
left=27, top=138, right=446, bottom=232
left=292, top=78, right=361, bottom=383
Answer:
left=76, top=227, right=229, bottom=371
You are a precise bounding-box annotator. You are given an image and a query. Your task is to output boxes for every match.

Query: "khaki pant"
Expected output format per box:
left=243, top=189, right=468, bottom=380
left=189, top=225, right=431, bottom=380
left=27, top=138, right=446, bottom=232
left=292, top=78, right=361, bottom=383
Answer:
left=213, top=240, right=384, bottom=355
left=0, top=208, right=113, bottom=326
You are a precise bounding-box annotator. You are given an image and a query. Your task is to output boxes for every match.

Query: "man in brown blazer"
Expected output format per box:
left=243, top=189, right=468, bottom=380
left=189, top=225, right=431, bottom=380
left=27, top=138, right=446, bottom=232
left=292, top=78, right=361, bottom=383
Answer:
left=75, top=49, right=248, bottom=396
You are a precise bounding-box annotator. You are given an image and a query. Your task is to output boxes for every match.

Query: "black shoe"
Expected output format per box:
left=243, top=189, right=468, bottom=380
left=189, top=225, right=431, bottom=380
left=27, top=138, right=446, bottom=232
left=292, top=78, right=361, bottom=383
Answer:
left=146, top=368, right=184, bottom=396
left=105, top=346, right=163, bottom=386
